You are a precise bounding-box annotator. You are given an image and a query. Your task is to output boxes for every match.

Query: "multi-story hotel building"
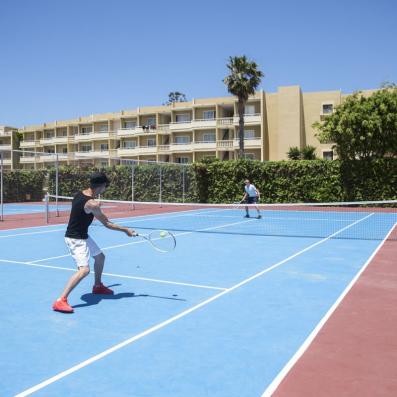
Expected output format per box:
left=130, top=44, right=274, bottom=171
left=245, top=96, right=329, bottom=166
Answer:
left=15, top=85, right=375, bottom=169
left=0, top=126, right=19, bottom=169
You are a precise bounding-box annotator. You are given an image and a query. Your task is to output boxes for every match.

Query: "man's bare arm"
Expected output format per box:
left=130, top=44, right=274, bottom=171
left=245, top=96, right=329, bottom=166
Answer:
left=85, top=200, right=135, bottom=237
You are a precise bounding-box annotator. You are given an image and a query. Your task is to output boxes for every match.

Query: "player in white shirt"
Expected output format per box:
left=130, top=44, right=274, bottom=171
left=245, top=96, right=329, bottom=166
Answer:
left=241, top=179, right=262, bottom=219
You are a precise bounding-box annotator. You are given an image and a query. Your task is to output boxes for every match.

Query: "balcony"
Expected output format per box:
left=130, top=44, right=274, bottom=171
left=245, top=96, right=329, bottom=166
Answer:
left=75, top=150, right=110, bottom=158
left=233, top=113, right=261, bottom=125
left=169, top=142, right=192, bottom=151
left=39, top=137, right=55, bottom=145
left=192, top=141, right=217, bottom=151
left=191, top=118, right=217, bottom=129
left=158, top=145, right=170, bottom=153
left=169, top=121, right=192, bottom=131
left=136, top=145, right=157, bottom=154
left=20, top=156, right=37, bottom=164
left=20, top=140, right=38, bottom=148
left=118, top=147, right=138, bottom=156
left=217, top=117, right=234, bottom=126
left=52, top=136, right=69, bottom=144
left=74, top=131, right=113, bottom=141
left=117, top=125, right=168, bottom=137
left=217, top=137, right=262, bottom=150
left=0, top=144, right=12, bottom=151
left=1, top=158, right=11, bottom=165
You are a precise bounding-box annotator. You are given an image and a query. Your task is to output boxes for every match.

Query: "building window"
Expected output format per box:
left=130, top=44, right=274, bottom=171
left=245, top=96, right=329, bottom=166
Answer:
left=202, top=132, right=216, bottom=142
left=322, top=150, right=334, bottom=160
left=175, top=114, right=191, bottom=123
left=147, top=138, right=156, bottom=147
left=123, top=140, right=137, bottom=148
left=81, top=144, right=92, bottom=152
left=62, top=148, right=68, bottom=154
left=175, top=136, right=190, bottom=144
left=322, top=104, right=333, bottom=114
left=245, top=105, right=256, bottom=115
left=98, top=124, right=108, bottom=132
left=100, top=161, right=108, bottom=168
left=244, top=130, right=255, bottom=139
left=100, top=143, right=109, bottom=151
left=176, top=157, right=189, bottom=164
left=124, top=121, right=137, bottom=129
left=244, top=153, right=255, bottom=160
left=146, top=117, right=156, bottom=126
left=81, top=126, right=92, bottom=135
left=203, top=110, right=215, bottom=120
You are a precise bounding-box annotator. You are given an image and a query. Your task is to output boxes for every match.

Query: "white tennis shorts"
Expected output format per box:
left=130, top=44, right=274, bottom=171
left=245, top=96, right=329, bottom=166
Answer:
left=64, top=236, right=102, bottom=268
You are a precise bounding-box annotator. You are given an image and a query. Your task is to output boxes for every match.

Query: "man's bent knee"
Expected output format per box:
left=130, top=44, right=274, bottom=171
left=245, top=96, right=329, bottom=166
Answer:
left=78, top=266, right=90, bottom=277
left=94, top=252, right=105, bottom=263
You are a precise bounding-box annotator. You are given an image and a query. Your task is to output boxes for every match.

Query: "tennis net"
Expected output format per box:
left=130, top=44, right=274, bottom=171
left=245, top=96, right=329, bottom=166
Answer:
left=46, top=195, right=397, bottom=241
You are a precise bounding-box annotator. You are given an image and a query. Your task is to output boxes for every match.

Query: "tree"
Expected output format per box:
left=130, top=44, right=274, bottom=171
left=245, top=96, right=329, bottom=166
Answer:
left=314, top=86, right=397, bottom=161
left=301, top=145, right=317, bottom=160
left=287, top=146, right=301, bottom=160
left=223, top=56, right=263, bottom=158
left=164, top=92, right=187, bottom=105
left=287, top=146, right=317, bottom=160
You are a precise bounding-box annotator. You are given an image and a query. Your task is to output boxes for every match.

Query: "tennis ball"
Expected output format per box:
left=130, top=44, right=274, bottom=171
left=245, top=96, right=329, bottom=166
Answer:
left=159, top=231, right=167, bottom=238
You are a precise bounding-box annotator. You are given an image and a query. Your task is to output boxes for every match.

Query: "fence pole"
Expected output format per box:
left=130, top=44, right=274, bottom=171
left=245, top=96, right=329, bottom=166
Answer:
left=0, top=151, right=3, bottom=221
left=131, top=162, right=135, bottom=210
left=182, top=165, right=186, bottom=203
left=55, top=154, right=59, bottom=217
left=159, top=164, right=162, bottom=207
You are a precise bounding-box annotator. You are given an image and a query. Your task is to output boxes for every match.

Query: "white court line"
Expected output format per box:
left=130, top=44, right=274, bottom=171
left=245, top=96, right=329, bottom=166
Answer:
left=13, top=213, right=374, bottom=397
left=261, top=220, right=396, bottom=397
left=29, top=218, right=255, bottom=263
left=0, top=229, right=65, bottom=239
left=0, top=259, right=225, bottom=291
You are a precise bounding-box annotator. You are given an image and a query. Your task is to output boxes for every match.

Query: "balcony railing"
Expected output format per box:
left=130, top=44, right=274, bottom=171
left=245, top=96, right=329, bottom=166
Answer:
left=0, top=144, right=12, bottom=151
left=74, top=131, right=114, bottom=141
left=117, top=125, right=169, bottom=137
left=20, top=140, right=39, bottom=148
left=233, top=113, right=261, bottom=124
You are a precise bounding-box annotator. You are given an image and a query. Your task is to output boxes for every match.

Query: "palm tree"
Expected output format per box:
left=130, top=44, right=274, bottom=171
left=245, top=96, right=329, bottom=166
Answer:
left=223, top=56, right=263, bottom=158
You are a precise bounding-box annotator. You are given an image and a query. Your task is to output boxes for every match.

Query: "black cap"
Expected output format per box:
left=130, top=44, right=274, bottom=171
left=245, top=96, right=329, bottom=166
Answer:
left=90, top=172, right=110, bottom=187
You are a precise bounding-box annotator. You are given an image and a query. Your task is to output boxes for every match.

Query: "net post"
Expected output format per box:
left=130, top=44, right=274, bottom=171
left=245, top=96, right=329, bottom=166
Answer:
left=55, top=154, right=59, bottom=217
left=44, top=193, right=49, bottom=224
left=0, top=151, right=3, bottom=222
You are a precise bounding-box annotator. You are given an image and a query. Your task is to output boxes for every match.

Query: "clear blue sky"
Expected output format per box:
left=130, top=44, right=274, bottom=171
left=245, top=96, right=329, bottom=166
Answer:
left=1, top=0, right=396, bottom=127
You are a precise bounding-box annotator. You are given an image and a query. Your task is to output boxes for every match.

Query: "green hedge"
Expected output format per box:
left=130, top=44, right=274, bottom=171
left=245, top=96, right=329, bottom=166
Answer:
left=192, top=158, right=397, bottom=203
left=45, top=159, right=397, bottom=204
left=3, top=170, right=47, bottom=202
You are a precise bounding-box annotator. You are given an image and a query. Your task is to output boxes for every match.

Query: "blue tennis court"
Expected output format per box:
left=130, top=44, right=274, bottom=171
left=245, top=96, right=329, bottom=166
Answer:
left=1, top=203, right=69, bottom=215
left=0, top=206, right=396, bottom=396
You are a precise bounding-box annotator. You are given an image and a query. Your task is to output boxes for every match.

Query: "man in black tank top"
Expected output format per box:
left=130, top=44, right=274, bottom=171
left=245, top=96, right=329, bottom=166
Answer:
left=53, top=172, right=135, bottom=313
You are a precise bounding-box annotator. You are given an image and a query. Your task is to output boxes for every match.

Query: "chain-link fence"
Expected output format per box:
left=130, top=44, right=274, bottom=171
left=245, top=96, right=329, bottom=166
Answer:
left=0, top=149, right=197, bottom=224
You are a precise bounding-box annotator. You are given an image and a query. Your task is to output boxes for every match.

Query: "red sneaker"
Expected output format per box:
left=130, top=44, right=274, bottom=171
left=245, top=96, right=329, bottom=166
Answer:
left=52, top=297, right=74, bottom=313
left=92, top=283, right=114, bottom=295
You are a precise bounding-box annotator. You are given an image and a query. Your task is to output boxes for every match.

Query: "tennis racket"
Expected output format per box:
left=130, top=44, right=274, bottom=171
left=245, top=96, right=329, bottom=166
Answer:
left=233, top=200, right=246, bottom=209
left=135, top=229, right=176, bottom=253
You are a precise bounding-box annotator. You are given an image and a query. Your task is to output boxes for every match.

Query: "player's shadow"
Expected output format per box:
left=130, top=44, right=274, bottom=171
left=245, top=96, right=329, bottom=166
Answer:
left=72, top=284, right=186, bottom=308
